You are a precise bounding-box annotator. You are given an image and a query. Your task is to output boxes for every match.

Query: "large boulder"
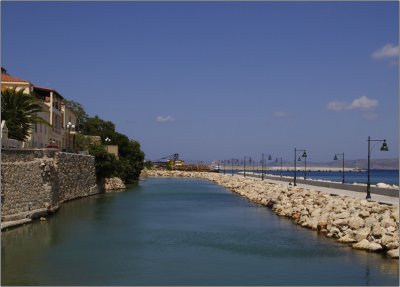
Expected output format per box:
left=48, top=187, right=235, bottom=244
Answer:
left=348, top=216, right=365, bottom=230
left=338, top=234, right=357, bottom=243
left=354, top=227, right=371, bottom=242
left=104, top=177, right=126, bottom=191
left=333, top=218, right=348, bottom=227
left=353, top=239, right=383, bottom=251
left=387, top=248, right=399, bottom=259
left=353, top=239, right=371, bottom=250
left=371, top=225, right=385, bottom=237
left=381, top=234, right=399, bottom=250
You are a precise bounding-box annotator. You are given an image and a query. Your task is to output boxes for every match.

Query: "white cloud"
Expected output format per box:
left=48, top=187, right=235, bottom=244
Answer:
left=371, top=44, right=400, bottom=60
left=272, top=111, right=288, bottom=117
left=348, top=96, right=378, bottom=110
left=327, top=96, right=378, bottom=112
left=156, top=115, right=175, bottom=123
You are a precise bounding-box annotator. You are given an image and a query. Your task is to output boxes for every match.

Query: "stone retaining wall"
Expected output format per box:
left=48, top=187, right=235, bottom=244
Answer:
left=56, top=152, right=98, bottom=202
left=1, top=149, right=99, bottom=228
left=143, top=170, right=399, bottom=259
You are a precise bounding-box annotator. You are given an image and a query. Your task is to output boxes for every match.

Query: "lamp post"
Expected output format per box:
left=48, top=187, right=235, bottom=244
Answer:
left=231, top=159, right=238, bottom=176
left=293, top=148, right=307, bottom=186
left=243, top=156, right=251, bottom=177
left=105, top=137, right=111, bottom=153
left=66, top=122, right=75, bottom=152
left=276, top=157, right=283, bottom=178
left=304, top=155, right=307, bottom=180
left=261, top=153, right=272, bottom=180
left=366, top=136, right=388, bottom=199
left=223, top=160, right=226, bottom=174
left=333, top=153, right=345, bottom=184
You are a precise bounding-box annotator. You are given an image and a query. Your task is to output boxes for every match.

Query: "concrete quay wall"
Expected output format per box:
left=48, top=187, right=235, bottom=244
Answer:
left=1, top=149, right=99, bottom=229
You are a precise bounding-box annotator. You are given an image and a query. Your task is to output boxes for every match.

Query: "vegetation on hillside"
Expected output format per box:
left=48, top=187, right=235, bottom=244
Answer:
left=74, top=106, right=145, bottom=183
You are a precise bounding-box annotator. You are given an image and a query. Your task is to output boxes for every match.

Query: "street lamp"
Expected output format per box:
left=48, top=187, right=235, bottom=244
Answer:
left=66, top=122, right=75, bottom=152
left=304, top=154, right=307, bottom=180
left=333, top=153, right=345, bottom=184
left=105, top=137, right=111, bottom=153
left=275, top=157, right=283, bottom=178
left=243, top=156, right=251, bottom=177
left=366, top=136, right=388, bottom=199
left=231, top=158, right=238, bottom=176
left=261, top=153, right=272, bottom=180
left=292, top=148, right=307, bottom=186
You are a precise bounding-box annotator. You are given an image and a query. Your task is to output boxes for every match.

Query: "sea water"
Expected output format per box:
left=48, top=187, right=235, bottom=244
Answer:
left=1, top=178, right=399, bottom=285
left=221, top=169, right=399, bottom=186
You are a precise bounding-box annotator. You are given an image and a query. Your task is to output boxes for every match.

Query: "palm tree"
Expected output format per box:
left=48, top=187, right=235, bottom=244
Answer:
left=1, top=88, right=49, bottom=141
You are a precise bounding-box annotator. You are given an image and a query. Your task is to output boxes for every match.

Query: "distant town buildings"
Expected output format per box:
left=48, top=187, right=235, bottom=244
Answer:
left=1, top=67, right=77, bottom=149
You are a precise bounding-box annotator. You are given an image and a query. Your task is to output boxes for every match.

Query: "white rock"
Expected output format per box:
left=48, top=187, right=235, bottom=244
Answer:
left=348, top=216, right=364, bottom=229
left=387, top=248, right=399, bottom=258
left=354, top=227, right=371, bottom=242
left=338, top=234, right=356, bottom=243
left=367, top=242, right=383, bottom=251
left=353, top=239, right=382, bottom=251
left=353, top=239, right=370, bottom=249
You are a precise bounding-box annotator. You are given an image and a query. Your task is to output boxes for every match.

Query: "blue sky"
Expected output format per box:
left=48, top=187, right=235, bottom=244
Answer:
left=2, top=1, right=398, bottom=163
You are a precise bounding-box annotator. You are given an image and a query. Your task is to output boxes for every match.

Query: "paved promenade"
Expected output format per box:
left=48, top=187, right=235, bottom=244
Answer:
left=234, top=173, right=399, bottom=206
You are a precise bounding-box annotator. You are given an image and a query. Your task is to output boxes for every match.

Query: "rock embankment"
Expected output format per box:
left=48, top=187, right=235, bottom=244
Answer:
left=142, top=170, right=399, bottom=259
left=104, top=177, right=126, bottom=191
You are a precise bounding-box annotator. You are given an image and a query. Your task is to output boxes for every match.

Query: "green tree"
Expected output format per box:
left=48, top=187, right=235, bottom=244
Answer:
left=1, top=88, right=49, bottom=141
left=82, top=115, right=116, bottom=143
left=144, top=160, right=154, bottom=169
left=74, top=133, right=92, bottom=152
left=112, top=132, right=144, bottom=182
left=88, top=144, right=121, bottom=179
left=66, top=101, right=145, bottom=182
left=64, top=99, right=88, bottom=131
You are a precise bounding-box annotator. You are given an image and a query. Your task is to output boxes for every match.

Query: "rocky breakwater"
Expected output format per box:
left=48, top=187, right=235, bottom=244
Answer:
left=104, top=177, right=126, bottom=192
left=143, top=170, right=399, bottom=259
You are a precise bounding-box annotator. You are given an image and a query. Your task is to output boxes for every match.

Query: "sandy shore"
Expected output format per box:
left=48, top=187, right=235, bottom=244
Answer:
left=142, top=170, right=399, bottom=259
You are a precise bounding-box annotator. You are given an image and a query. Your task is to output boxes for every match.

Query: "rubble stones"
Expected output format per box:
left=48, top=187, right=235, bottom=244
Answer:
left=104, top=177, right=126, bottom=191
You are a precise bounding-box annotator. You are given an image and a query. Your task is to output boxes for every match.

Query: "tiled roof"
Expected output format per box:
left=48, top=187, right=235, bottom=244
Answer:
left=1, top=73, right=31, bottom=84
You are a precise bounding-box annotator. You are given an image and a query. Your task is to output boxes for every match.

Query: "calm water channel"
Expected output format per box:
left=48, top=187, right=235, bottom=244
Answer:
left=1, top=178, right=399, bottom=285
